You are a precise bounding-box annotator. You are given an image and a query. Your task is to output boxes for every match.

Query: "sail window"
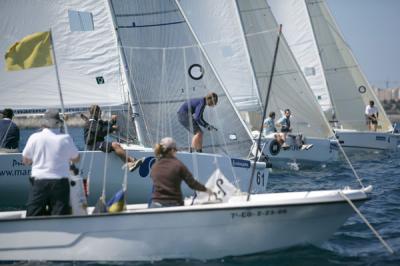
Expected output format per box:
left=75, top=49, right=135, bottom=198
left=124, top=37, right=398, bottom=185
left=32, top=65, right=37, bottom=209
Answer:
left=304, top=67, right=316, bottom=76
left=358, top=86, right=366, bottom=94
left=68, top=10, right=94, bottom=31
left=188, top=64, right=204, bottom=80
left=96, top=76, right=105, bottom=84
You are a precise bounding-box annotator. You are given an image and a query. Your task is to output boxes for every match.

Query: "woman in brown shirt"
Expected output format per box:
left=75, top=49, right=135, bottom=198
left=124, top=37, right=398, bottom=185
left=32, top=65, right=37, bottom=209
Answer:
left=149, top=137, right=212, bottom=207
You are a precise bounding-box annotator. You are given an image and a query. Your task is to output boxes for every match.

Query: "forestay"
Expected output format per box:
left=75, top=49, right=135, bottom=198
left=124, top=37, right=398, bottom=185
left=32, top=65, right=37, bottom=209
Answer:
left=235, top=0, right=334, bottom=139
left=304, top=0, right=392, bottom=131
left=109, top=0, right=254, bottom=157
left=0, top=0, right=129, bottom=111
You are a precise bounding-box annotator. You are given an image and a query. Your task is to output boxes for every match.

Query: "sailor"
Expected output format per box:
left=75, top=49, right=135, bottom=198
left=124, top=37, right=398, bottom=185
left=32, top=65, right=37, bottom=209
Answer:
left=177, top=92, right=218, bottom=153
left=149, top=137, right=213, bottom=207
left=83, top=104, right=144, bottom=172
left=263, top=111, right=277, bottom=136
left=263, top=111, right=285, bottom=147
left=0, top=108, right=20, bottom=153
left=22, top=109, right=80, bottom=216
left=276, top=109, right=292, bottom=148
left=365, top=100, right=379, bottom=131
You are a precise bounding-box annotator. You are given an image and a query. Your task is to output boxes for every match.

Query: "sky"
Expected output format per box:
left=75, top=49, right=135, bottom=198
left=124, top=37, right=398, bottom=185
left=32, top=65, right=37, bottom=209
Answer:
left=326, top=0, right=400, bottom=89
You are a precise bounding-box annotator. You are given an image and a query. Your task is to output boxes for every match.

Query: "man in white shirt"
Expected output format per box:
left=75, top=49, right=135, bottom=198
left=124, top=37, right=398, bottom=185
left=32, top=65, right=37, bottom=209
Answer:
left=22, top=109, right=80, bottom=216
left=365, top=100, right=379, bottom=131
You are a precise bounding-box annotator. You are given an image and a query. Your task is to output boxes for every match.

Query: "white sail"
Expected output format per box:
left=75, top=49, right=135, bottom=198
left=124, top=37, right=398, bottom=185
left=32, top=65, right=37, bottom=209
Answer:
left=178, top=0, right=262, bottom=113
left=109, top=0, right=254, bottom=157
left=0, top=0, right=129, bottom=110
left=268, top=0, right=332, bottom=115
left=270, top=0, right=392, bottom=132
left=235, top=0, right=333, bottom=139
left=179, top=0, right=334, bottom=138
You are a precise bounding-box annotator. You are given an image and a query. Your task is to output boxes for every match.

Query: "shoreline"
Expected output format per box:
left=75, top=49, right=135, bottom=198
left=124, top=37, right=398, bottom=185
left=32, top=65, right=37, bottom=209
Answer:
left=7, top=113, right=400, bottom=129
left=12, top=115, right=86, bottom=129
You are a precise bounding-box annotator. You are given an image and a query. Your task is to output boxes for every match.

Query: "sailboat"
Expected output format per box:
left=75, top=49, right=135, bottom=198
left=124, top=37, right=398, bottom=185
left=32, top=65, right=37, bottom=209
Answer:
left=0, top=185, right=371, bottom=261
left=0, top=0, right=269, bottom=208
left=178, top=0, right=339, bottom=169
left=268, top=0, right=400, bottom=152
left=0, top=0, right=379, bottom=261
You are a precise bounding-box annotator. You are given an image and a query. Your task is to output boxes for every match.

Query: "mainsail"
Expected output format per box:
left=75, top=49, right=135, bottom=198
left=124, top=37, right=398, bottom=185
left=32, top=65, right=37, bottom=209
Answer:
left=235, top=0, right=333, bottom=138
left=270, top=0, right=392, bottom=132
left=0, top=0, right=129, bottom=111
left=109, top=0, right=254, bottom=157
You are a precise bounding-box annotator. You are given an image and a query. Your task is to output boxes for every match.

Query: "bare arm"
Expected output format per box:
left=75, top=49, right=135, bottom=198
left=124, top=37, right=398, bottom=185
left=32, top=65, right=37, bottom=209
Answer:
left=22, top=156, right=32, bottom=165
left=70, top=154, right=80, bottom=164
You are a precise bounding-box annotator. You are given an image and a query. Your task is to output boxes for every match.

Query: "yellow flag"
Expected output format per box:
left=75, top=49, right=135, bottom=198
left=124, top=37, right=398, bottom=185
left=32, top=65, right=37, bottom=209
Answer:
left=5, top=31, right=53, bottom=71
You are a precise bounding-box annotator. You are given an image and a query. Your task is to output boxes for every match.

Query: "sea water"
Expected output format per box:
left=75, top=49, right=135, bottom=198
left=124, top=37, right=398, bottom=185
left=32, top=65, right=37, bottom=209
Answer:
left=3, top=128, right=400, bottom=265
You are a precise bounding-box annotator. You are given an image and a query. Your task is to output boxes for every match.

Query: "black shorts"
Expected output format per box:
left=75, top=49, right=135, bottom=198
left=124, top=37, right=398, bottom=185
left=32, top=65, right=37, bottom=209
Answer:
left=88, top=141, right=114, bottom=153
left=27, top=178, right=70, bottom=216
left=366, top=116, right=378, bottom=125
left=177, top=112, right=202, bottom=134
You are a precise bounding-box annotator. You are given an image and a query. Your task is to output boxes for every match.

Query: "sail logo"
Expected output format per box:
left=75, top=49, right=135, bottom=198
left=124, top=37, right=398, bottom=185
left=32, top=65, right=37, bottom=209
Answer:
left=138, top=157, right=156, bottom=178
left=231, top=158, right=250, bottom=168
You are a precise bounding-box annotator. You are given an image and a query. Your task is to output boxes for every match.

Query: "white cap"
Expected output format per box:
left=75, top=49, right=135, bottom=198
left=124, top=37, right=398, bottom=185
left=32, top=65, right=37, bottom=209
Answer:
left=160, top=137, right=177, bottom=150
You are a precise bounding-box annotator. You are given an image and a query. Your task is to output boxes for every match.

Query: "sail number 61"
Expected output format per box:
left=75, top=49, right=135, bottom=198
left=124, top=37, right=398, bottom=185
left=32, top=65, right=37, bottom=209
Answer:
left=256, top=171, right=265, bottom=187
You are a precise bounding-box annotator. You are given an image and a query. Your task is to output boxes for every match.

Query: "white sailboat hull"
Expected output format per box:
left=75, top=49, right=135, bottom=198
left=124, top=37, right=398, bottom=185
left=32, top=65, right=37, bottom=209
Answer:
left=258, top=136, right=338, bottom=168
left=335, top=129, right=400, bottom=151
left=0, top=147, right=268, bottom=208
left=0, top=188, right=369, bottom=261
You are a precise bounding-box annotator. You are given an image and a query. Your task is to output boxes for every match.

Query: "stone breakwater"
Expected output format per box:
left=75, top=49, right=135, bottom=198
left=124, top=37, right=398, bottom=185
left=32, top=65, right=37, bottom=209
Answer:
left=4, top=114, right=400, bottom=129
left=12, top=115, right=86, bottom=129
left=388, top=114, right=400, bottom=124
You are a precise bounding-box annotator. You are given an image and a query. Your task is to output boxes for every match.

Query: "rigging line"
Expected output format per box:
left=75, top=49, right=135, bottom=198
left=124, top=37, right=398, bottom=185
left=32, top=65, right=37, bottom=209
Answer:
left=122, top=99, right=131, bottom=192
left=0, top=118, right=13, bottom=148
left=334, top=133, right=365, bottom=188
left=339, top=190, right=394, bottom=254
left=247, top=25, right=282, bottom=201
left=123, top=45, right=152, bottom=146
left=101, top=107, right=113, bottom=201
left=196, top=45, right=224, bottom=173
left=182, top=47, right=200, bottom=179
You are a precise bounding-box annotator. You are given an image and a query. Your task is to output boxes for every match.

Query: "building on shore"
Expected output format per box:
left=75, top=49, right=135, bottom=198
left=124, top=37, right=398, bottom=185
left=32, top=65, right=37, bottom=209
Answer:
left=374, top=87, right=400, bottom=102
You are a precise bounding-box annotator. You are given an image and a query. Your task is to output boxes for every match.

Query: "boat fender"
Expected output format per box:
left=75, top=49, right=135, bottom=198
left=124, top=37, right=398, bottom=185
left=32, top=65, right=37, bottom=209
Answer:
left=269, top=139, right=281, bottom=156
left=70, top=176, right=88, bottom=215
